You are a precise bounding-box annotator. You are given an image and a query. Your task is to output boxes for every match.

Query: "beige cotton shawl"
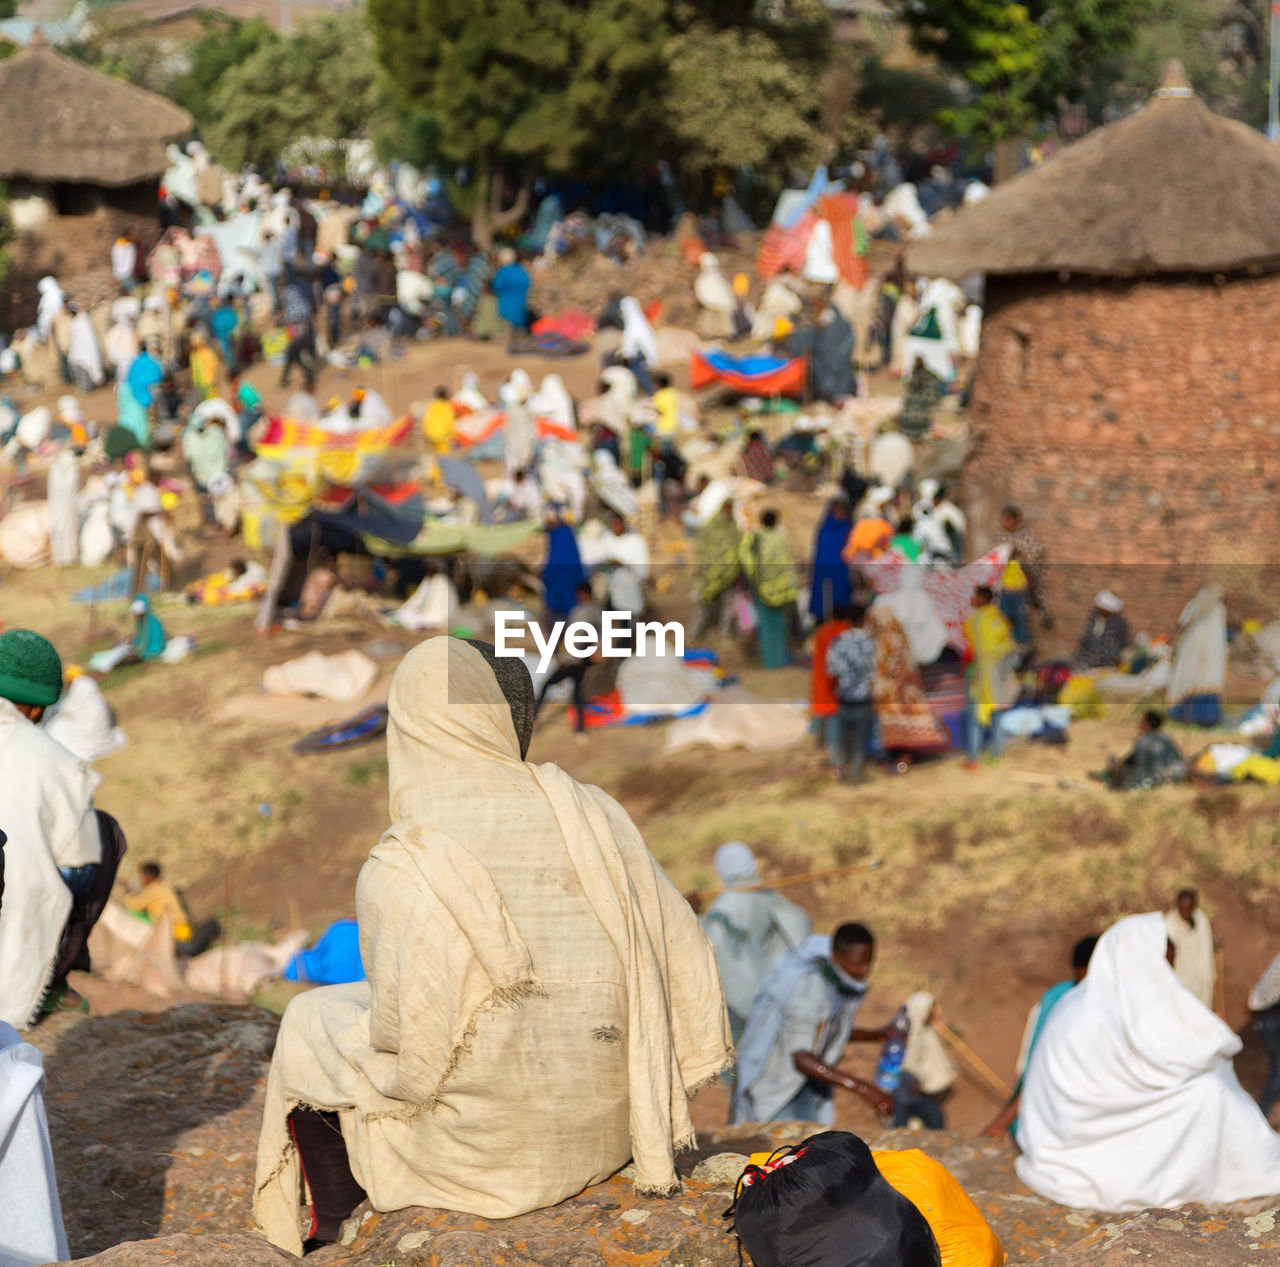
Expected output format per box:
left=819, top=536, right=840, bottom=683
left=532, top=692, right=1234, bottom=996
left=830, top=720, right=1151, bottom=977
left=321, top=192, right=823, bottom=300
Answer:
left=255, top=637, right=731, bottom=1254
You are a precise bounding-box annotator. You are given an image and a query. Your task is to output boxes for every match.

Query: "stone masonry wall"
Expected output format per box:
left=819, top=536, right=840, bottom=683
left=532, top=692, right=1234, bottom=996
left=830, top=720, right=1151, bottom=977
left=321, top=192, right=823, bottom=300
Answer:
left=964, top=272, right=1280, bottom=638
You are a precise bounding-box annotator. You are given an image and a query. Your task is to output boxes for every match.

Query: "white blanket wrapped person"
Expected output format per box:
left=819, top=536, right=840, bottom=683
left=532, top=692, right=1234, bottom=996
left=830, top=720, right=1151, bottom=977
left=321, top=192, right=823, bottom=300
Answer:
left=1017, top=912, right=1280, bottom=1211
left=254, top=637, right=731, bottom=1254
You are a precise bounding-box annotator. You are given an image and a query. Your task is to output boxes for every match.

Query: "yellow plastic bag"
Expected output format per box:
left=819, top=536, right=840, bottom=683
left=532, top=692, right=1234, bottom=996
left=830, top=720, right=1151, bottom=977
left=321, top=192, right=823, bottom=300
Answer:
left=1059, top=674, right=1103, bottom=718
left=873, top=1149, right=1005, bottom=1267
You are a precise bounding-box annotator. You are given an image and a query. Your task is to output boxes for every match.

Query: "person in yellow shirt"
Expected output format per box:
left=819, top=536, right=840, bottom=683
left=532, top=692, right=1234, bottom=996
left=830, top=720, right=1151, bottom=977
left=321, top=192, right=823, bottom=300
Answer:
left=423, top=386, right=456, bottom=454
left=962, top=585, right=1015, bottom=767
left=123, top=860, right=193, bottom=943
left=188, top=329, right=221, bottom=402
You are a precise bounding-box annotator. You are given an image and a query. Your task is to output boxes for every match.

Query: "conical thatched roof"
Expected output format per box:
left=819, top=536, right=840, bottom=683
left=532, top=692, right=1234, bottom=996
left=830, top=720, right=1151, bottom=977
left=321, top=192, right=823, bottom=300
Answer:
left=906, top=64, right=1280, bottom=280
left=0, top=40, right=191, bottom=187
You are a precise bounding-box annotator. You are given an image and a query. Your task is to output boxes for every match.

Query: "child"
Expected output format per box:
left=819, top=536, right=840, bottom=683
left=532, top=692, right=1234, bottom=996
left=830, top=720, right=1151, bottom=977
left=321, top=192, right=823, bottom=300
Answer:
left=423, top=386, right=456, bottom=454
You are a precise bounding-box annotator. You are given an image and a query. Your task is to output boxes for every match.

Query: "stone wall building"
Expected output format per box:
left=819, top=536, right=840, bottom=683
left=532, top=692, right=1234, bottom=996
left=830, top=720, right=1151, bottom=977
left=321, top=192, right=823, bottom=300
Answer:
left=907, top=64, right=1280, bottom=635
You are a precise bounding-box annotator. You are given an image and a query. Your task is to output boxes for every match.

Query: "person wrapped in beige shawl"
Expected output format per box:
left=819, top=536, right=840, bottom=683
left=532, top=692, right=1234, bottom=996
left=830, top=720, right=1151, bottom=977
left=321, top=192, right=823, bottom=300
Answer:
left=254, top=636, right=732, bottom=1254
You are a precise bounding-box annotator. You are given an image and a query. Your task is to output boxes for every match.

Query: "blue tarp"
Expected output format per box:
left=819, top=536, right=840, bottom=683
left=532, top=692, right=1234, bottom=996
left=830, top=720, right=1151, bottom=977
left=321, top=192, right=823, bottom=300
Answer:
left=283, top=919, right=365, bottom=985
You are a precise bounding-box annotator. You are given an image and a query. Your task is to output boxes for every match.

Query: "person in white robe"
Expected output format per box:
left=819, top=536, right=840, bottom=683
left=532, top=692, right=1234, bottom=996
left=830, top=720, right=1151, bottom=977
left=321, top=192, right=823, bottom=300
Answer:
left=1016, top=912, right=1280, bottom=1212
left=43, top=670, right=127, bottom=765
left=0, top=630, right=101, bottom=1029
left=751, top=273, right=804, bottom=342
left=1164, top=889, right=1216, bottom=1010
left=694, top=254, right=735, bottom=340
left=1167, top=584, right=1228, bottom=726
left=701, top=842, right=811, bottom=1041
left=36, top=277, right=64, bottom=341
left=529, top=374, right=576, bottom=435
left=0, top=1022, right=68, bottom=1265
left=46, top=445, right=80, bottom=568
left=619, top=298, right=657, bottom=391
left=66, top=309, right=105, bottom=391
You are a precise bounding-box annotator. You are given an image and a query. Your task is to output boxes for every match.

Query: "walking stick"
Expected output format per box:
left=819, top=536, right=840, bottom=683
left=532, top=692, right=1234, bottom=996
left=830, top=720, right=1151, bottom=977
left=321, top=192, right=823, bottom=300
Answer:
left=699, top=857, right=883, bottom=902
left=934, top=1021, right=1012, bottom=1101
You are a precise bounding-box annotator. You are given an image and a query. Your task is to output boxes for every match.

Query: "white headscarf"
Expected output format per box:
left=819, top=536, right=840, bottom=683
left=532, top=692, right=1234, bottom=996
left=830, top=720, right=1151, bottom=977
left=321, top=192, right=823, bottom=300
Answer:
left=879, top=565, right=947, bottom=666
left=620, top=297, right=657, bottom=366
left=36, top=278, right=64, bottom=340
left=528, top=374, right=575, bottom=433
left=1017, top=912, right=1280, bottom=1211
left=714, top=841, right=758, bottom=887
left=694, top=254, right=736, bottom=314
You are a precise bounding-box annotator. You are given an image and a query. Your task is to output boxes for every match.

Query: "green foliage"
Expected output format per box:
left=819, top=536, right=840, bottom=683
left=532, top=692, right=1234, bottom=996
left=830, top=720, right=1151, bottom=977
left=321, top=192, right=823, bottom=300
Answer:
left=0, top=0, right=17, bottom=19
left=900, top=0, right=1151, bottom=143
left=200, top=11, right=377, bottom=173
left=173, top=16, right=278, bottom=131
left=855, top=54, right=961, bottom=141
left=369, top=0, right=668, bottom=176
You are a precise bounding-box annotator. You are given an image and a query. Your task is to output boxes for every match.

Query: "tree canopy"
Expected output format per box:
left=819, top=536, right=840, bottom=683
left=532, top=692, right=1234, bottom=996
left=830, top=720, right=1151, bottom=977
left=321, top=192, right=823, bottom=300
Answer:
left=197, top=12, right=378, bottom=174
left=899, top=0, right=1152, bottom=143
left=369, top=0, right=839, bottom=236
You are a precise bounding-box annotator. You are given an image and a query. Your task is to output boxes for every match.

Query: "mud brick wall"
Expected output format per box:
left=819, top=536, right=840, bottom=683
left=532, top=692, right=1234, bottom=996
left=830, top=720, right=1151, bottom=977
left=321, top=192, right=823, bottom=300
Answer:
left=962, top=271, right=1280, bottom=642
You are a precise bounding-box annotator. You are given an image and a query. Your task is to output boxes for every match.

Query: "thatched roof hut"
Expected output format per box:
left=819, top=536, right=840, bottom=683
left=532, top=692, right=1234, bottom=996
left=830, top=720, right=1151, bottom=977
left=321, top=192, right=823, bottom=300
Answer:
left=903, top=64, right=1280, bottom=638
left=0, top=39, right=191, bottom=189
left=907, top=62, right=1280, bottom=280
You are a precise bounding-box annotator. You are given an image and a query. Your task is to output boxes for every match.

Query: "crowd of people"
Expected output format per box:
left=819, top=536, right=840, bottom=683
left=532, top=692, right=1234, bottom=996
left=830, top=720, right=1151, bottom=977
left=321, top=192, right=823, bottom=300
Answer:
left=4, top=150, right=1280, bottom=1264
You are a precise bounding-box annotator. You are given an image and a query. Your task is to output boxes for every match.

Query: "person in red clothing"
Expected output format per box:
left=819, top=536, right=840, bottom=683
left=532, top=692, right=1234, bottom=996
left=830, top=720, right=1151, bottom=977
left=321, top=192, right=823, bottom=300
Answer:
left=810, top=603, right=854, bottom=751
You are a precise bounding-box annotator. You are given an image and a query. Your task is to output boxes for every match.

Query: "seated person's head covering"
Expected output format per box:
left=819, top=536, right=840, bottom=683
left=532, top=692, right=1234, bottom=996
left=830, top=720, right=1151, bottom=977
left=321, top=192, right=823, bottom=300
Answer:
left=714, top=841, right=758, bottom=887
left=1094, top=590, right=1124, bottom=613
left=0, top=629, right=63, bottom=707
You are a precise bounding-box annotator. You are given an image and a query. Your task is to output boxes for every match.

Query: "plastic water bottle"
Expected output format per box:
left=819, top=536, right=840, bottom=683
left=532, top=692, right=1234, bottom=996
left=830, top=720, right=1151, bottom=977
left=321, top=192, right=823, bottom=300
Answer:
left=874, top=1006, right=910, bottom=1092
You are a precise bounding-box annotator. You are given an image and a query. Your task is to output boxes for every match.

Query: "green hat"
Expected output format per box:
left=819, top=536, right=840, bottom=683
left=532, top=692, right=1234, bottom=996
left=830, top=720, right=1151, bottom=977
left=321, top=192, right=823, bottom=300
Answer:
left=0, top=629, right=63, bottom=707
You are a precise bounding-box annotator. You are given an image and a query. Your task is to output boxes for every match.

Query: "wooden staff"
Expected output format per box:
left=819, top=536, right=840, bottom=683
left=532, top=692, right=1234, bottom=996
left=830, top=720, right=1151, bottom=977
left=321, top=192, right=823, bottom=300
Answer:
left=935, top=1021, right=1012, bottom=1101
left=700, top=858, right=883, bottom=902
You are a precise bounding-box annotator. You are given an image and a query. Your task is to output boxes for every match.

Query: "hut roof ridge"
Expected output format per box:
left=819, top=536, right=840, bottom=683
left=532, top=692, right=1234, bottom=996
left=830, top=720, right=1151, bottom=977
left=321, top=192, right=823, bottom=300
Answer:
left=906, top=66, right=1280, bottom=280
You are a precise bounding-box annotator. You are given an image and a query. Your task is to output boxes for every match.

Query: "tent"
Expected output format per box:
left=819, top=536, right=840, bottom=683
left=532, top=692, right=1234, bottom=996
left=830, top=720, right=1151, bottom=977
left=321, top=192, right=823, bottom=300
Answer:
left=690, top=349, right=807, bottom=398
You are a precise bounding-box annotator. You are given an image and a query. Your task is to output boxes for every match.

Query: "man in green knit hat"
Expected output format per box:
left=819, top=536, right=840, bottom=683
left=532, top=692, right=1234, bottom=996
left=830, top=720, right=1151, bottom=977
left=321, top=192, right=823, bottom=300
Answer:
left=0, top=629, right=104, bottom=1025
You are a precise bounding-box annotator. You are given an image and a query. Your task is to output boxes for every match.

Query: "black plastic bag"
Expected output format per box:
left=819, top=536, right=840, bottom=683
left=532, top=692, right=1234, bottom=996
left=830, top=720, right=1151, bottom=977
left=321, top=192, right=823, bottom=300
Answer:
left=726, top=1131, right=941, bottom=1267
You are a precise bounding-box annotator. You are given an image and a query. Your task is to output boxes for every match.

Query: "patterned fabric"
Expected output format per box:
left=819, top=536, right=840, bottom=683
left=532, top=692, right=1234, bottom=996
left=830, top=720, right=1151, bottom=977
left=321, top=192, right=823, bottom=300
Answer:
left=741, top=437, right=775, bottom=485
left=281, top=282, right=313, bottom=327
left=825, top=627, right=876, bottom=704
left=815, top=192, right=868, bottom=289
left=696, top=514, right=742, bottom=604
left=860, top=547, right=1011, bottom=653
left=866, top=606, right=951, bottom=752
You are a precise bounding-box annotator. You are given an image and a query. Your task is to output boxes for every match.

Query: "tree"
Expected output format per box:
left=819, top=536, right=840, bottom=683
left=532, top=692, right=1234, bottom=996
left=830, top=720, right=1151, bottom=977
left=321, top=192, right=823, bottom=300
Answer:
left=368, top=0, right=669, bottom=245
left=173, top=16, right=278, bottom=132
left=199, top=12, right=378, bottom=174
left=899, top=0, right=1150, bottom=144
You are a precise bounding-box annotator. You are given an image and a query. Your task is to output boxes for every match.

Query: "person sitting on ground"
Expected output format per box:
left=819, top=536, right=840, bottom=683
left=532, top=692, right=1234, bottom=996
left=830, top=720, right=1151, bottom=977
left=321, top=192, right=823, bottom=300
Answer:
left=254, top=638, right=731, bottom=1255
left=701, top=842, right=812, bottom=1045
left=1075, top=589, right=1130, bottom=670
left=120, top=861, right=214, bottom=958
left=732, top=921, right=894, bottom=1125
left=1100, top=710, right=1184, bottom=791
left=825, top=603, right=877, bottom=784
left=738, top=429, right=774, bottom=485
left=983, top=934, right=1098, bottom=1141
left=895, top=991, right=956, bottom=1129
left=0, top=630, right=111, bottom=1025
left=1016, top=913, right=1280, bottom=1211
left=1165, top=887, right=1216, bottom=1010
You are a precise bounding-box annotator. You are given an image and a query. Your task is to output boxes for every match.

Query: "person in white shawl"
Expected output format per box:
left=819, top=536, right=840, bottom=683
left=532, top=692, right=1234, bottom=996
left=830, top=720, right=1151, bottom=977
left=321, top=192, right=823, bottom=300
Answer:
left=701, top=842, right=811, bottom=1041
left=1167, top=583, right=1227, bottom=726
left=879, top=565, right=947, bottom=667
left=1016, top=912, right=1280, bottom=1212
left=46, top=443, right=80, bottom=568
left=43, top=669, right=127, bottom=765
left=0, top=1022, right=68, bottom=1265
left=499, top=374, right=536, bottom=476
left=36, top=277, right=64, bottom=341
left=528, top=373, right=576, bottom=434
left=694, top=253, right=735, bottom=339
left=894, top=990, right=956, bottom=1128
left=66, top=308, right=105, bottom=390
left=254, top=638, right=731, bottom=1255
left=619, top=298, right=657, bottom=392
left=0, top=631, right=101, bottom=1030
left=1164, top=888, right=1216, bottom=1010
